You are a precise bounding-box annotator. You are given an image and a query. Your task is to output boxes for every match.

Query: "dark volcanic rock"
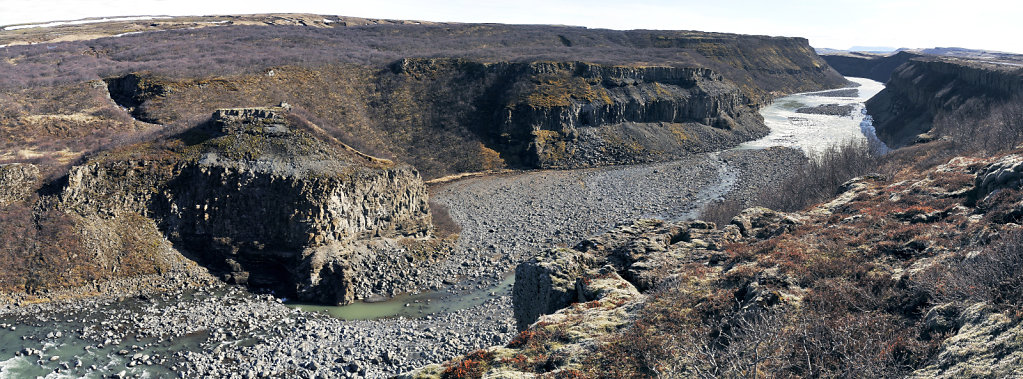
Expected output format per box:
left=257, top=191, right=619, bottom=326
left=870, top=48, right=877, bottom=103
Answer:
left=512, top=219, right=747, bottom=330
left=60, top=107, right=432, bottom=304
left=865, top=57, right=1023, bottom=148
left=489, top=62, right=767, bottom=169
left=0, top=163, right=39, bottom=206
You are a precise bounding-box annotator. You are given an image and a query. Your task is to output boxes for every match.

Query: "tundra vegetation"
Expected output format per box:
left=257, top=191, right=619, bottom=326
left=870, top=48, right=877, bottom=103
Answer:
left=416, top=57, right=1023, bottom=378
left=3, top=14, right=1023, bottom=379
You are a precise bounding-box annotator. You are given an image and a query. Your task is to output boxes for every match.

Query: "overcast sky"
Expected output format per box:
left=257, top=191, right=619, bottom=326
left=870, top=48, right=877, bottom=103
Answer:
left=2, top=0, right=1020, bottom=53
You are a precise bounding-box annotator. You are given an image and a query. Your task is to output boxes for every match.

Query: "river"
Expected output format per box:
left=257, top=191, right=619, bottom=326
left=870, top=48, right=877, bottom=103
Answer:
left=285, top=76, right=887, bottom=320
left=0, top=77, right=885, bottom=378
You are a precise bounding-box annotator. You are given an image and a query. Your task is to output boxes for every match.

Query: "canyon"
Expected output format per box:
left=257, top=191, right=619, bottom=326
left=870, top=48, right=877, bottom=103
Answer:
left=1, top=12, right=1023, bottom=379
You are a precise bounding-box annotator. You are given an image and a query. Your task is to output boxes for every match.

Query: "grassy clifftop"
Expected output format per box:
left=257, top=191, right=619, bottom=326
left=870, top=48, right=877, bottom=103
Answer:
left=0, top=17, right=845, bottom=97
left=0, top=17, right=845, bottom=178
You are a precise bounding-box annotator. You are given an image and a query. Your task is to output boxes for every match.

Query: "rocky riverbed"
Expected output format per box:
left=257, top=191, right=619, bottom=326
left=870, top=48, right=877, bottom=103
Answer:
left=0, top=147, right=805, bottom=378
left=0, top=78, right=882, bottom=378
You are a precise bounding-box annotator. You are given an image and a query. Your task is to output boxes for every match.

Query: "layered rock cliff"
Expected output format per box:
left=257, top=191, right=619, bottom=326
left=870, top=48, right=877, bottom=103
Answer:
left=488, top=61, right=766, bottom=168
left=104, top=60, right=774, bottom=173
left=88, top=29, right=843, bottom=178
left=59, top=107, right=433, bottom=304
left=865, top=57, right=1023, bottom=148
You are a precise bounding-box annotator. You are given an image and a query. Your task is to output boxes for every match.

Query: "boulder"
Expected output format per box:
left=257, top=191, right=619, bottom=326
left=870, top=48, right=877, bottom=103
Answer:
left=512, top=247, right=597, bottom=331
left=911, top=303, right=1023, bottom=378
left=730, top=207, right=803, bottom=239
left=973, top=154, right=1023, bottom=201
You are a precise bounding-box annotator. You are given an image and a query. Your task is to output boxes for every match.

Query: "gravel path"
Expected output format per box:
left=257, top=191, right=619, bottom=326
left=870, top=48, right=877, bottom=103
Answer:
left=0, top=147, right=807, bottom=378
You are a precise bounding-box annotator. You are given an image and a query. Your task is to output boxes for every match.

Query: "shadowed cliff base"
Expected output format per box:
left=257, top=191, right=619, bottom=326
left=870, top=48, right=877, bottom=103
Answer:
left=866, top=57, right=1023, bottom=150
left=1, top=107, right=439, bottom=306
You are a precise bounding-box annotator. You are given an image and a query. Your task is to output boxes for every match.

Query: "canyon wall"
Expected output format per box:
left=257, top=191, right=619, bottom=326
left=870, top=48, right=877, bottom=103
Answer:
left=59, top=108, right=432, bottom=304
left=865, top=57, right=1023, bottom=148
left=94, top=32, right=843, bottom=178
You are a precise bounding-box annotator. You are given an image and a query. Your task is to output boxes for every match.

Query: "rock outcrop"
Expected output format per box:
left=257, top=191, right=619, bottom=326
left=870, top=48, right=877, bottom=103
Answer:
left=59, top=107, right=433, bottom=304
left=491, top=62, right=766, bottom=168
left=972, top=153, right=1023, bottom=201
left=910, top=303, right=1023, bottom=378
left=865, top=57, right=1023, bottom=148
left=0, top=163, right=39, bottom=206
left=404, top=265, right=642, bottom=379
left=512, top=247, right=598, bottom=331
left=408, top=211, right=804, bottom=377
left=512, top=218, right=746, bottom=330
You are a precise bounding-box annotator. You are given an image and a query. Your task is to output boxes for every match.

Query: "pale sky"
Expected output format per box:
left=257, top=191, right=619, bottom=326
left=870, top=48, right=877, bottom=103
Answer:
left=1, top=0, right=1021, bottom=53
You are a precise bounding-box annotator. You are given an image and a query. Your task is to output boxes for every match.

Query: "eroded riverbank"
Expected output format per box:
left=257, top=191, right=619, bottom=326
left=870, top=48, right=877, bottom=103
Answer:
left=0, top=147, right=807, bottom=378
left=0, top=78, right=883, bottom=378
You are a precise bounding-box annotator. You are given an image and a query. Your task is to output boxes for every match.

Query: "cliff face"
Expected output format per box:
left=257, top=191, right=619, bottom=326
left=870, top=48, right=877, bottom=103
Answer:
left=865, top=58, right=1023, bottom=148
left=95, top=31, right=842, bottom=178
left=661, top=34, right=847, bottom=101
left=104, top=60, right=774, bottom=173
left=102, top=60, right=776, bottom=173
left=490, top=61, right=765, bottom=168
left=60, top=107, right=432, bottom=303
left=821, top=51, right=923, bottom=82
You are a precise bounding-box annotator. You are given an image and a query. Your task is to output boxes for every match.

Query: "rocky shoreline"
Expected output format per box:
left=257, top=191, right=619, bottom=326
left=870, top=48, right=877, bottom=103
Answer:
left=0, top=147, right=808, bottom=378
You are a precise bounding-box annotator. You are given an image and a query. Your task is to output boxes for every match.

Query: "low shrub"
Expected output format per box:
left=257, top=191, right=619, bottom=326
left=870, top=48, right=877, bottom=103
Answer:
left=442, top=350, right=495, bottom=379
left=760, top=139, right=883, bottom=212
left=915, top=230, right=1023, bottom=310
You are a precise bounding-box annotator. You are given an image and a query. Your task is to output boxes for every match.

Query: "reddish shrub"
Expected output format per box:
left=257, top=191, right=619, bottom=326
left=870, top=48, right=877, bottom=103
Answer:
left=442, top=350, right=495, bottom=379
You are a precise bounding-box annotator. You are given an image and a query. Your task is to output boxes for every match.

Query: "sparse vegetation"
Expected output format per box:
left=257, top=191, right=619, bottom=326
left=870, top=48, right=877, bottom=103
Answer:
left=0, top=23, right=841, bottom=101
left=428, top=200, right=462, bottom=238
left=0, top=202, right=91, bottom=294
left=0, top=200, right=170, bottom=295
left=442, top=350, right=496, bottom=379
left=485, top=140, right=1023, bottom=378
left=760, top=139, right=884, bottom=212
left=701, top=139, right=883, bottom=224
left=932, top=95, right=1023, bottom=155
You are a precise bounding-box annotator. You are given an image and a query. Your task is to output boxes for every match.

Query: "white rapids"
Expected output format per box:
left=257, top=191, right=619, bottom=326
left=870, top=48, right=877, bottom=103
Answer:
left=739, top=77, right=887, bottom=154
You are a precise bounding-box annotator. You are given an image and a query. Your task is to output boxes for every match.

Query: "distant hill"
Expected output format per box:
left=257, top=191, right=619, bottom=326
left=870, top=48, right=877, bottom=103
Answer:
left=908, top=47, right=1023, bottom=63
left=848, top=45, right=898, bottom=53
left=816, top=46, right=899, bottom=54
left=820, top=46, right=1023, bottom=84
left=819, top=51, right=923, bottom=82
